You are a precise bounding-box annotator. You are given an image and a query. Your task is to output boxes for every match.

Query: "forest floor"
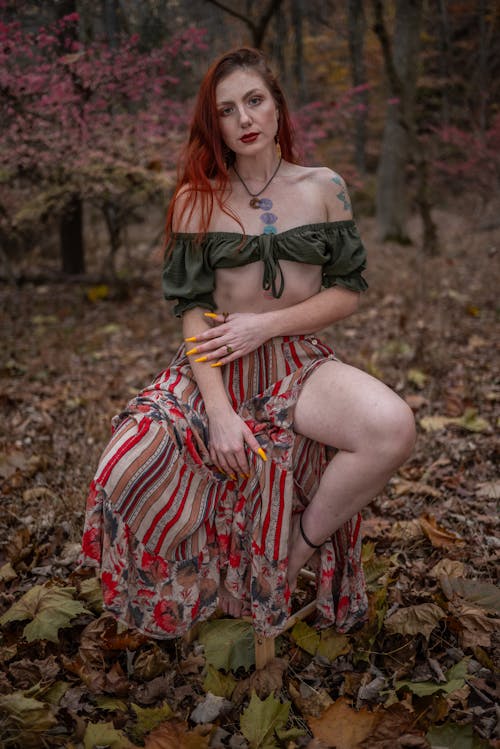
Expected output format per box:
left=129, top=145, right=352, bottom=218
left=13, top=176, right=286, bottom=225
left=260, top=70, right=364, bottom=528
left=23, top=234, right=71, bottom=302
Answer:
left=0, top=202, right=498, bottom=748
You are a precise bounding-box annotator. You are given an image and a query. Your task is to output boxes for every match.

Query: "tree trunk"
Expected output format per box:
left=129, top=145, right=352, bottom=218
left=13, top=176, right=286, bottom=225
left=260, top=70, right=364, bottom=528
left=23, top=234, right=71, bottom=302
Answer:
left=56, top=0, right=85, bottom=273
left=61, top=195, right=85, bottom=275
left=347, top=0, right=368, bottom=174
left=373, top=0, right=422, bottom=243
left=291, top=0, right=305, bottom=100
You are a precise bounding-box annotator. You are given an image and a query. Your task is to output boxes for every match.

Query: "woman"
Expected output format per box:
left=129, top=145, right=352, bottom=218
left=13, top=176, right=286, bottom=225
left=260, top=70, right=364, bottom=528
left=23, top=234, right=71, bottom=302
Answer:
left=79, top=48, right=415, bottom=639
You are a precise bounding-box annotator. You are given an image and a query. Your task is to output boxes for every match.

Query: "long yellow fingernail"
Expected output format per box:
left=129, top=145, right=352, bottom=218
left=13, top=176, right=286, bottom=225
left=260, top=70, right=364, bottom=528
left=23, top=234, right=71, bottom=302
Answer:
left=194, top=356, right=208, bottom=363
left=186, top=347, right=198, bottom=356
left=204, top=312, right=218, bottom=319
left=257, top=448, right=267, bottom=462
left=210, top=361, right=223, bottom=368
left=185, top=336, right=197, bottom=342
left=229, top=473, right=237, bottom=480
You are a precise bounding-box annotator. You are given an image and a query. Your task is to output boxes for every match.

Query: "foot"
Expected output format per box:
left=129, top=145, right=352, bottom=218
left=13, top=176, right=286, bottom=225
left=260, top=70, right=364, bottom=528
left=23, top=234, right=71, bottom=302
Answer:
left=218, top=583, right=244, bottom=618
left=287, top=511, right=321, bottom=594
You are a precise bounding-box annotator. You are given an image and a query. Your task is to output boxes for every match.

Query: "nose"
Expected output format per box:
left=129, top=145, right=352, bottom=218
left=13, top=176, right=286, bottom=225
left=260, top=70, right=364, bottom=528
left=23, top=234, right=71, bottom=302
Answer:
left=237, top=104, right=252, bottom=127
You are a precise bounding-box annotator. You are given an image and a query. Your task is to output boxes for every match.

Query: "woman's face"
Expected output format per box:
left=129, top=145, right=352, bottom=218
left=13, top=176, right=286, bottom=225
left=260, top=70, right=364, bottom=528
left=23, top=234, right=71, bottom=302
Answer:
left=215, top=68, right=279, bottom=158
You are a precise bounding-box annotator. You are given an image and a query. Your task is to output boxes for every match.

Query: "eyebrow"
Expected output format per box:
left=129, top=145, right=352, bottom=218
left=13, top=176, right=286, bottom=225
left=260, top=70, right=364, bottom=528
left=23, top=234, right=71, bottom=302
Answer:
left=216, top=88, right=264, bottom=106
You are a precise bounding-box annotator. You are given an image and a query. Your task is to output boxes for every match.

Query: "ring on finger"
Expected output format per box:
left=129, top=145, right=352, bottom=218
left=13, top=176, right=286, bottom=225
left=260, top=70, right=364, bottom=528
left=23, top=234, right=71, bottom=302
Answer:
left=226, top=345, right=233, bottom=355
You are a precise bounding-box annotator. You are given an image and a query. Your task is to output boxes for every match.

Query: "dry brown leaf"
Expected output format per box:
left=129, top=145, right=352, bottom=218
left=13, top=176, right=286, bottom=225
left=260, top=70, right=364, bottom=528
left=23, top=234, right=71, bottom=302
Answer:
left=428, top=559, right=466, bottom=578
left=359, top=702, right=426, bottom=748
left=476, top=480, right=500, bottom=499
left=419, top=514, right=465, bottom=548
left=392, top=480, right=441, bottom=498
left=390, top=519, right=424, bottom=541
left=308, top=697, right=379, bottom=748
left=288, top=680, right=334, bottom=718
left=385, top=603, right=446, bottom=639
left=143, top=720, right=211, bottom=749
left=447, top=601, right=500, bottom=649
left=232, top=657, right=287, bottom=703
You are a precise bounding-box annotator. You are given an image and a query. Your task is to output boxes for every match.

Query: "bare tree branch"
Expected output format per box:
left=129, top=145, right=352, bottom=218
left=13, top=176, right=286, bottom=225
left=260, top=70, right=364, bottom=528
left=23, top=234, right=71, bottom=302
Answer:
left=205, top=0, right=283, bottom=47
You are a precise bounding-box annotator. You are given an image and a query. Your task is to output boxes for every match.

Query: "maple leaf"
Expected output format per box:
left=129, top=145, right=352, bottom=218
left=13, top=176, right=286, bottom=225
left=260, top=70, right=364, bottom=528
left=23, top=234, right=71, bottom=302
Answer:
left=0, top=583, right=90, bottom=642
left=240, top=690, right=291, bottom=749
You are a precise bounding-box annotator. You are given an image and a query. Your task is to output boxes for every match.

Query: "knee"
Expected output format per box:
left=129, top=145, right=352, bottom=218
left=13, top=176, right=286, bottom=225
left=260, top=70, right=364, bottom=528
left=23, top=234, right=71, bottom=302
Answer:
left=370, top=400, right=416, bottom=467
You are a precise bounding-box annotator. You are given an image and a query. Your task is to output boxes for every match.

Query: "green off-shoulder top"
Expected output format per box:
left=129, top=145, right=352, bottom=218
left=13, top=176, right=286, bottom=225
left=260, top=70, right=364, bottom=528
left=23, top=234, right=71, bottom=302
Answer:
left=163, top=220, right=368, bottom=317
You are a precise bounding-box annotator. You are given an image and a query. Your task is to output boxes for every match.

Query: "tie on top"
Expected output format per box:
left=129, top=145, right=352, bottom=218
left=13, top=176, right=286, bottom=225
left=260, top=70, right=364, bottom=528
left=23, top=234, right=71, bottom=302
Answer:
left=163, top=220, right=368, bottom=317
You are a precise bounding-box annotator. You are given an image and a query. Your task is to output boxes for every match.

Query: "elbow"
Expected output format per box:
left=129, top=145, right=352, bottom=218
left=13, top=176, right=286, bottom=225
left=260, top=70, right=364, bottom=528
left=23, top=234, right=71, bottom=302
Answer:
left=337, top=288, right=361, bottom=319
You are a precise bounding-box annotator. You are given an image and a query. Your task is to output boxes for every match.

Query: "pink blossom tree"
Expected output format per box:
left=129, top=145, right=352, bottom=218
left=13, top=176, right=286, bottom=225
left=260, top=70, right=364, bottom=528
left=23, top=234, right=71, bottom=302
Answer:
left=0, top=9, right=207, bottom=275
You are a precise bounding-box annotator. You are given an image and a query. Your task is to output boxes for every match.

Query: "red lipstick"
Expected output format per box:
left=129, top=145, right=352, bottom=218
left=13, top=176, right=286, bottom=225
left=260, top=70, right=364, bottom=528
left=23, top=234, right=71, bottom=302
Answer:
left=240, top=132, right=259, bottom=143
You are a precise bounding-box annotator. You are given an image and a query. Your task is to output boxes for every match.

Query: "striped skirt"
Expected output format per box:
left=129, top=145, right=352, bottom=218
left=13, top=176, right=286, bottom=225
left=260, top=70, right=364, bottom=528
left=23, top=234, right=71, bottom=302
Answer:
left=79, top=335, right=367, bottom=638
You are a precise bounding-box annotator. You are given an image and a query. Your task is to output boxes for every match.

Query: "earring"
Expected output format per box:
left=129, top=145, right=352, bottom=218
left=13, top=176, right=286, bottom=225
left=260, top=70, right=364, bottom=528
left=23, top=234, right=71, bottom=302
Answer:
left=275, top=137, right=282, bottom=160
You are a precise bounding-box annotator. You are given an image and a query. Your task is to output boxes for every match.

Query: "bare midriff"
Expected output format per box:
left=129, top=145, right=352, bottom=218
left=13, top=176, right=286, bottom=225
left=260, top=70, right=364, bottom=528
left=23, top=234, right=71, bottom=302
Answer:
left=213, top=259, right=322, bottom=314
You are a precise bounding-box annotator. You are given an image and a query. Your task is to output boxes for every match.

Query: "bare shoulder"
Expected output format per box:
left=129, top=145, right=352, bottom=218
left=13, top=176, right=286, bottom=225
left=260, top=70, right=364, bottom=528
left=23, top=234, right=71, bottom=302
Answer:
left=171, top=184, right=203, bottom=233
left=309, top=166, right=353, bottom=221
left=283, top=164, right=353, bottom=221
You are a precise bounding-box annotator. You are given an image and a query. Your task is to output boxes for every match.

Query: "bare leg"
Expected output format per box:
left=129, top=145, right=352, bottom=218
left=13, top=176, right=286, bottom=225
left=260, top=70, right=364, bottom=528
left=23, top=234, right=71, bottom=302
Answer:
left=218, top=583, right=244, bottom=618
left=288, top=361, right=416, bottom=591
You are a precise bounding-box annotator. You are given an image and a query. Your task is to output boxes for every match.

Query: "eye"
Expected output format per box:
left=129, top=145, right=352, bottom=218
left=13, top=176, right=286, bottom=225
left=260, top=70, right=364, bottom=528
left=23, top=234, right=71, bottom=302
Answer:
left=248, top=95, right=263, bottom=106
left=219, top=106, right=234, bottom=117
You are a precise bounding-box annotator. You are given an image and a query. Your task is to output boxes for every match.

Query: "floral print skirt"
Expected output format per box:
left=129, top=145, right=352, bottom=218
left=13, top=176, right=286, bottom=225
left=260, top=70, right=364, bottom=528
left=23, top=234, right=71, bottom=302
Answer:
left=79, top=335, right=367, bottom=638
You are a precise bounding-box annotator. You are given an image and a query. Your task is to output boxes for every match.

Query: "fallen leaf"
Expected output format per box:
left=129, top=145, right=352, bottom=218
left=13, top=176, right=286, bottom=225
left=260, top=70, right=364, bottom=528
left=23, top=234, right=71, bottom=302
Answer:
left=83, top=720, right=136, bottom=748
left=240, top=690, right=290, bottom=749
left=439, top=576, right=500, bottom=613
left=475, top=480, right=500, bottom=499
left=130, top=701, right=174, bottom=741
left=0, top=691, right=57, bottom=731
left=288, top=680, right=333, bottom=718
left=428, top=559, right=466, bottom=578
left=143, top=721, right=211, bottom=749
left=426, top=720, right=490, bottom=748
left=203, top=663, right=237, bottom=699
left=390, top=519, right=425, bottom=541
left=407, top=368, right=428, bottom=388
left=316, top=628, right=351, bottom=661
left=0, top=583, right=90, bottom=642
left=447, top=601, right=500, bottom=648
left=291, top=620, right=320, bottom=655
left=359, top=701, right=427, bottom=748
left=385, top=603, right=446, bottom=639
left=396, top=658, right=468, bottom=697
left=232, top=658, right=287, bottom=702
left=190, top=692, right=232, bottom=724
left=308, top=697, right=379, bottom=748
left=419, top=514, right=464, bottom=548
left=198, top=618, right=255, bottom=671
left=392, top=479, right=441, bottom=498
left=0, top=562, right=17, bottom=582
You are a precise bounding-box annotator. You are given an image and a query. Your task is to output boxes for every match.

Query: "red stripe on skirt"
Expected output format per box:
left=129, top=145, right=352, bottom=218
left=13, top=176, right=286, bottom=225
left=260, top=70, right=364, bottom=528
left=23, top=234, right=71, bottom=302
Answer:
left=261, top=460, right=277, bottom=551
left=97, top=417, right=151, bottom=488
left=123, top=441, right=176, bottom=522
left=290, top=341, right=302, bottom=370
left=154, top=469, right=195, bottom=555
left=143, top=463, right=187, bottom=546
left=168, top=370, right=182, bottom=394
left=274, top=469, right=286, bottom=558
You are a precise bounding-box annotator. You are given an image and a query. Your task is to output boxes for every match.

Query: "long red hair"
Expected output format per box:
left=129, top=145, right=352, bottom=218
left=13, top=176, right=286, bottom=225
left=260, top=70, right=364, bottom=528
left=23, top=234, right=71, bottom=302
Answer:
left=165, top=47, right=299, bottom=243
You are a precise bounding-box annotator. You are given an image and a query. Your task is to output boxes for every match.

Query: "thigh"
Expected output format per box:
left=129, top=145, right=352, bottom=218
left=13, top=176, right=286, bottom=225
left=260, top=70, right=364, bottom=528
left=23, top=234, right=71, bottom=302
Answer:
left=294, top=360, right=408, bottom=452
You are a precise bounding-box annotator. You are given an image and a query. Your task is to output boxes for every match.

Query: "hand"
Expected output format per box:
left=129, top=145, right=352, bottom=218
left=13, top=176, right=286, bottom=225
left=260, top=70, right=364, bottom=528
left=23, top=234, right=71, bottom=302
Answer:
left=208, top=407, right=265, bottom=475
left=185, top=312, right=270, bottom=366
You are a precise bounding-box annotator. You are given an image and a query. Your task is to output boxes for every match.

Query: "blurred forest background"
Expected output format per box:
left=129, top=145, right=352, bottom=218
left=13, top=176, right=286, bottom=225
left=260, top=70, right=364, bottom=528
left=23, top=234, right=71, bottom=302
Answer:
left=0, top=2, right=499, bottom=748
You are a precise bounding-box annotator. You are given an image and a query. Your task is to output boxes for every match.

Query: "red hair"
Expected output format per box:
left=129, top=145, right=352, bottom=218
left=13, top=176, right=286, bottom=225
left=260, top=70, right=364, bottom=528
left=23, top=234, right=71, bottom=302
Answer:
left=165, top=47, right=299, bottom=243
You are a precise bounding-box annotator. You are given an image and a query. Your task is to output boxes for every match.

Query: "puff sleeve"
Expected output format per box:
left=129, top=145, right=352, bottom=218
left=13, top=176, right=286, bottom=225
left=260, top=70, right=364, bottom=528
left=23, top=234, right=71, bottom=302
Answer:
left=322, top=221, right=368, bottom=293
left=162, top=235, right=216, bottom=317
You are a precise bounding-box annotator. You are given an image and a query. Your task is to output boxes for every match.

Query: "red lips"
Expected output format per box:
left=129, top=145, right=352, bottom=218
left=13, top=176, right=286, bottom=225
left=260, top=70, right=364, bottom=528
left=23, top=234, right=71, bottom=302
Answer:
left=240, top=132, right=259, bottom=143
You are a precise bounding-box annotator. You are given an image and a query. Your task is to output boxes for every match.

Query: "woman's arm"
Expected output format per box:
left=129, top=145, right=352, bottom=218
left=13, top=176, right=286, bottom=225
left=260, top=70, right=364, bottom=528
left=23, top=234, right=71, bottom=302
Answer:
left=183, top=308, right=263, bottom=475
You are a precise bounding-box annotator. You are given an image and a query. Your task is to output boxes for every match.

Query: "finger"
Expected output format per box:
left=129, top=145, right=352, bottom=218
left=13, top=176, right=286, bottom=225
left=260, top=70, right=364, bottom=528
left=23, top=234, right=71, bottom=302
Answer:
left=243, top=430, right=267, bottom=461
